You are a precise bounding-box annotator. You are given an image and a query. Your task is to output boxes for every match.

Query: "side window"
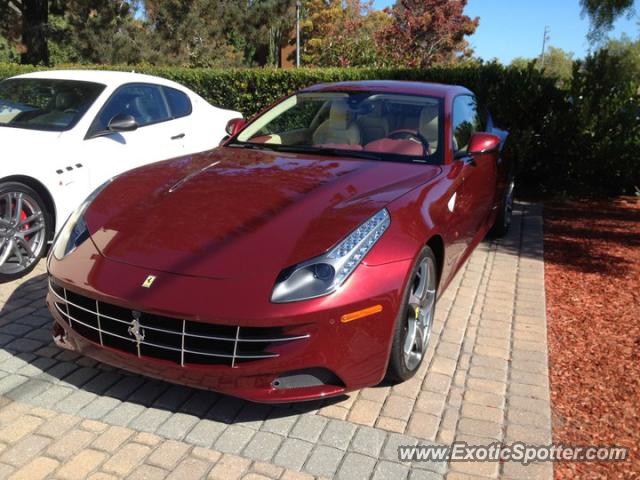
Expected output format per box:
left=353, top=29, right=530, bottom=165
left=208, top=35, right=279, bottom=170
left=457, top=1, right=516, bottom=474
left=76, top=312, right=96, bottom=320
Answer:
left=452, top=95, right=480, bottom=153
left=163, top=87, right=192, bottom=118
left=91, top=84, right=170, bottom=134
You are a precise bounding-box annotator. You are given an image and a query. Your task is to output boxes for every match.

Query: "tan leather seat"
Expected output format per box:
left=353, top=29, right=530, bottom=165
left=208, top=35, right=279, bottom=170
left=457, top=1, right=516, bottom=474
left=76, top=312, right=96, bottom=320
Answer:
left=313, top=101, right=361, bottom=146
left=419, top=105, right=439, bottom=152
left=357, top=103, right=390, bottom=144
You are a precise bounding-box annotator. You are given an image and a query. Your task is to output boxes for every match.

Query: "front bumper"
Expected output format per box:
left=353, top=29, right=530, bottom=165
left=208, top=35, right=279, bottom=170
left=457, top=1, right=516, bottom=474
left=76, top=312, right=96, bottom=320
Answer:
left=47, top=240, right=412, bottom=403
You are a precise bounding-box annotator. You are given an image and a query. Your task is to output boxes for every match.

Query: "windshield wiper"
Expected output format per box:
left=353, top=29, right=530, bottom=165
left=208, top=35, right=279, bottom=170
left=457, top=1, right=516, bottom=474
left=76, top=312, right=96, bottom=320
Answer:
left=268, top=145, right=384, bottom=161
left=227, top=142, right=279, bottom=152
left=227, top=142, right=432, bottom=163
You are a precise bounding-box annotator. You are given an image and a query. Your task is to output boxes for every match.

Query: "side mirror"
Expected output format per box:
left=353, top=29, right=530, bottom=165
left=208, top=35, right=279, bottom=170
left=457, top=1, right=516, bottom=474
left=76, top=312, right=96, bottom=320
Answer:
left=225, top=117, right=246, bottom=136
left=467, top=132, right=500, bottom=156
left=108, top=114, right=138, bottom=133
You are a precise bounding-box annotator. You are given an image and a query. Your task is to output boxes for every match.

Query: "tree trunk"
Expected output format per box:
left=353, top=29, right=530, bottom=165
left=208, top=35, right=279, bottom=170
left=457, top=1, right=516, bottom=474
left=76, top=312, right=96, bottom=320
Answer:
left=21, top=0, right=49, bottom=65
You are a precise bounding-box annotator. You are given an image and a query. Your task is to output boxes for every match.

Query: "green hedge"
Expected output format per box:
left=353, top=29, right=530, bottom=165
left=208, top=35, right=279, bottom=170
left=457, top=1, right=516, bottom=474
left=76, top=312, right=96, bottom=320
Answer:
left=1, top=61, right=638, bottom=196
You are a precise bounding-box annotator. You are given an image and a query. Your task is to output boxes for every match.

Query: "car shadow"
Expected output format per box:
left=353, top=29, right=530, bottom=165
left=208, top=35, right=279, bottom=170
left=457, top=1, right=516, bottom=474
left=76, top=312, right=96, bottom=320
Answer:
left=470, top=201, right=546, bottom=273
left=0, top=273, right=347, bottom=427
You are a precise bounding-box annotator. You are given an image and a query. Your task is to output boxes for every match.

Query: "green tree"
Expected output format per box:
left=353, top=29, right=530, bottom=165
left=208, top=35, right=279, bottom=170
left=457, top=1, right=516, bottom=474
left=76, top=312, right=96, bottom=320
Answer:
left=0, top=1, right=21, bottom=41
left=604, top=34, right=640, bottom=77
left=241, top=0, right=297, bottom=67
left=21, top=0, right=49, bottom=64
left=511, top=47, right=574, bottom=87
left=0, top=0, right=148, bottom=65
left=510, top=57, right=534, bottom=70
left=300, top=0, right=389, bottom=67
left=541, top=47, right=575, bottom=85
left=580, top=0, right=636, bottom=42
left=0, top=0, right=49, bottom=65
left=143, top=0, right=297, bottom=67
left=143, top=0, right=243, bottom=67
left=0, top=35, right=19, bottom=63
left=48, top=0, right=148, bottom=65
left=569, top=42, right=640, bottom=192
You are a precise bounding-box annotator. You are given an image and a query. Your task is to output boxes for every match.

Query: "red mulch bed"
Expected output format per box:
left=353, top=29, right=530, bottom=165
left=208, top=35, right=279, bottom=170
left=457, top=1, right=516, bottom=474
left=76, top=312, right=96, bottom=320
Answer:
left=544, top=197, right=640, bottom=479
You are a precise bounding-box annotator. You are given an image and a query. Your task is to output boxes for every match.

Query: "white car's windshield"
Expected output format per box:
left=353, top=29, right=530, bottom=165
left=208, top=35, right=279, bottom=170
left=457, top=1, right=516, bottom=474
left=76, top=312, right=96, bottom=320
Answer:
left=0, top=78, right=105, bottom=132
left=233, top=91, right=443, bottom=164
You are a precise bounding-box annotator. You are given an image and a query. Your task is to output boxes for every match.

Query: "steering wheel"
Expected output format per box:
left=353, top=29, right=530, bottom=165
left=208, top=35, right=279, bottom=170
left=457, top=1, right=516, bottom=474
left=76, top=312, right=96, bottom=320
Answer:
left=64, top=109, right=78, bottom=114
left=388, top=129, right=430, bottom=155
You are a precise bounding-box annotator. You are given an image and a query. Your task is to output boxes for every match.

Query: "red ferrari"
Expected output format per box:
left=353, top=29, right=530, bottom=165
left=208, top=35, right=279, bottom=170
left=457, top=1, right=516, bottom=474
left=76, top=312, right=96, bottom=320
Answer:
left=46, top=81, right=512, bottom=403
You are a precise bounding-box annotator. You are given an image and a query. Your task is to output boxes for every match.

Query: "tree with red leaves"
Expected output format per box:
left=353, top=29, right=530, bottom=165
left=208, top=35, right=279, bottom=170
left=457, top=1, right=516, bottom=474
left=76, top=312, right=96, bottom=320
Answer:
left=376, top=0, right=479, bottom=68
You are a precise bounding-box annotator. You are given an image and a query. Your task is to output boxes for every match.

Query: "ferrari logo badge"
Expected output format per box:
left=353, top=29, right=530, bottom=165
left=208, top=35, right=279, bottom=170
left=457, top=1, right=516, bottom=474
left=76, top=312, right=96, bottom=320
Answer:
left=128, top=312, right=145, bottom=347
left=141, top=275, right=156, bottom=288
left=415, top=306, right=421, bottom=318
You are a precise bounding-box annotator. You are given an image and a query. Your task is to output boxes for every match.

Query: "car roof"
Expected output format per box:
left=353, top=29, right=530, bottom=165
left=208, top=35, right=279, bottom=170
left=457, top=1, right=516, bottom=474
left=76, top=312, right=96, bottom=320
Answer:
left=9, top=69, right=189, bottom=90
left=301, top=80, right=472, bottom=98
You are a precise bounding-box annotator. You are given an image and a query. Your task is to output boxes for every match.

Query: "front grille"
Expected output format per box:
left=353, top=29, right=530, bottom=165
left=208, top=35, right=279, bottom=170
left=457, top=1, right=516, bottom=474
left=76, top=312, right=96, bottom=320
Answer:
left=49, top=280, right=309, bottom=367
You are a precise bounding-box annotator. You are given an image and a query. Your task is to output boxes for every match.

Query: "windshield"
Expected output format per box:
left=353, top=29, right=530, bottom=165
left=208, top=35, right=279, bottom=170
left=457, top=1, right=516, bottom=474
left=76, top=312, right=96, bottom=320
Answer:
left=0, top=78, right=105, bottom=132
left=233, top=91, right=443, bottom=164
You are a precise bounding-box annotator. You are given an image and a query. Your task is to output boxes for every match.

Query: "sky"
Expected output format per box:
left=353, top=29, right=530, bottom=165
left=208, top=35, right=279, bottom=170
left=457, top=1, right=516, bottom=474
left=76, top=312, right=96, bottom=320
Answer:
left=373, top=0, right=639, bottom=63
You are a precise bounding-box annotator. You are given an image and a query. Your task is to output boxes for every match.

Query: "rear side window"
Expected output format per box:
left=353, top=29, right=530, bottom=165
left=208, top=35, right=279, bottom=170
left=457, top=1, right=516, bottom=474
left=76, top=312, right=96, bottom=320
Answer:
left=89, top=83, right=170, bottom=136
left=163, top=87, right=192, bottom=118
left=452, top=95, right=480, bottom=152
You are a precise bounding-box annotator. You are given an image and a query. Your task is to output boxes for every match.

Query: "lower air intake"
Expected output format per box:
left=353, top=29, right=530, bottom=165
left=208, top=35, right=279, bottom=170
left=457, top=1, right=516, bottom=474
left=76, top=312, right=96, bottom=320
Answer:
left=272, top=368, right=345, bottom=389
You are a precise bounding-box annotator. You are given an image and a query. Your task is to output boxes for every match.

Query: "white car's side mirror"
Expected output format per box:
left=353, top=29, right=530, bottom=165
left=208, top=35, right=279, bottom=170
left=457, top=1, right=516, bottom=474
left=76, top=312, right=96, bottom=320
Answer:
left=108, top=114, right=138, bottom=133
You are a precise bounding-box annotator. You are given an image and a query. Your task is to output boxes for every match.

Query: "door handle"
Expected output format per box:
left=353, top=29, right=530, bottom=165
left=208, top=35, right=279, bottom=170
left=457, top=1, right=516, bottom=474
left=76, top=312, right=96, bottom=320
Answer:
left=171, top=133, right=185, bottom=140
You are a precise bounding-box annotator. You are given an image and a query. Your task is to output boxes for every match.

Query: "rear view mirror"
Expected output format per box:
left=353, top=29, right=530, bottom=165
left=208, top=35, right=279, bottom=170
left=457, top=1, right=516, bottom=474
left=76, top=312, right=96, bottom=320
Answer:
left=108, top=114, right=138, bottom=133
left=225, top=117, right=246, bottom=136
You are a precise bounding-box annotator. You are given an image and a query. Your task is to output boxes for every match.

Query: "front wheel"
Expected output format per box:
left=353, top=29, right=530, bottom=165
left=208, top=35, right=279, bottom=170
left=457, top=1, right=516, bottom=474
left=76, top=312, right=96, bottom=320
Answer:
left=490, top=178, right=515, bottom=238
left=386, top=246, right=438, bottom=383
left=0, top=182, right=52, bottom=282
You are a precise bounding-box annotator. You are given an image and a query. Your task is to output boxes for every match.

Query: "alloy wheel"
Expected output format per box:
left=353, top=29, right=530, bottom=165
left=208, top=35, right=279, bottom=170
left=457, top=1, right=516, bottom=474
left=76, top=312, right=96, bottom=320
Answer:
left=0, top=192, right=47, bottom=275
left=402, top=256, right=436, bottom=371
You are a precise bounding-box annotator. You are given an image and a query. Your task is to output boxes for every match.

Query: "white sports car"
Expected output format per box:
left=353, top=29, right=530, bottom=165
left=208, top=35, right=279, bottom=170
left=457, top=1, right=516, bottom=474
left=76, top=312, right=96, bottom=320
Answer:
left=0, top=70, right=241, bottom=281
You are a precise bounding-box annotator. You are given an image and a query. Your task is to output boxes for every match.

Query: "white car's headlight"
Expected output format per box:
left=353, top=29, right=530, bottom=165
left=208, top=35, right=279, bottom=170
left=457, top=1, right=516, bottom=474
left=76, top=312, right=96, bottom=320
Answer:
left=52, top=180, right=112, bottom=260
left=271, top=209, right=390, bottom=303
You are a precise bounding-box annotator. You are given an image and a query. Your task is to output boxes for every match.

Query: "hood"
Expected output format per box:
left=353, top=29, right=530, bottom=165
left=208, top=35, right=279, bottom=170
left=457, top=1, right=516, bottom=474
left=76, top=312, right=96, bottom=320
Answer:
left=0, top=126, right=62, bottom=152
left=0, top=127, right=66, bottom=174
left=85, top=148, right=441, bottom=279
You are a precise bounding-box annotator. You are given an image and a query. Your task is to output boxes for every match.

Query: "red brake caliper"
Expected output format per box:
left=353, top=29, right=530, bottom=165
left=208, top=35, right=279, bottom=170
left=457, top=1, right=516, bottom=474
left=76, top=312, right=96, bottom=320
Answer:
left=20, top=209, right=29, bottom=240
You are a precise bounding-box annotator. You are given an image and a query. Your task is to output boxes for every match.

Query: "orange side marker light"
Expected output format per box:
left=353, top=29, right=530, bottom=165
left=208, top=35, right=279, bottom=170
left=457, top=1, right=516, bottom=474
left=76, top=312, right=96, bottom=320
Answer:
left=340, top=304, right=383, bottom=323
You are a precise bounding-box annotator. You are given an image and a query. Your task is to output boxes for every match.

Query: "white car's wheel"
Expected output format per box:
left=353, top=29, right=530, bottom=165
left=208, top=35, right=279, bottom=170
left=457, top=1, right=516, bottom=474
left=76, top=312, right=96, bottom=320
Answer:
left=0, top=182, right=52, bottom=282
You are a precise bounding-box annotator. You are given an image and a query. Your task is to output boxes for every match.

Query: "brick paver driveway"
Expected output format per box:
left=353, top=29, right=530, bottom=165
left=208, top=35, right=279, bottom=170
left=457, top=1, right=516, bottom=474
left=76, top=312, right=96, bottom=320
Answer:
left=0, top=203, right=552, bottom=480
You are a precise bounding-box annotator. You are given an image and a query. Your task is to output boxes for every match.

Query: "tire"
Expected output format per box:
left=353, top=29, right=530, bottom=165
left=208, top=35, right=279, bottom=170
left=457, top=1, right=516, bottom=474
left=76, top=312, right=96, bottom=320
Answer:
left=490, top=177, right=515, bottom=238
left=386, top=246, right=438, bottom=383
left=0, top=182, right=52, bottom=282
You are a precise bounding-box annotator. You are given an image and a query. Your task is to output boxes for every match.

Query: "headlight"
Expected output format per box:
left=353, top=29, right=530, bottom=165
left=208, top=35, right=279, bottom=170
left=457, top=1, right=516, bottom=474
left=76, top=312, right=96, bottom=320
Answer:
left=271, top=209, right=390, bottom=303
left=52, top=180, right=112, bottom=260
